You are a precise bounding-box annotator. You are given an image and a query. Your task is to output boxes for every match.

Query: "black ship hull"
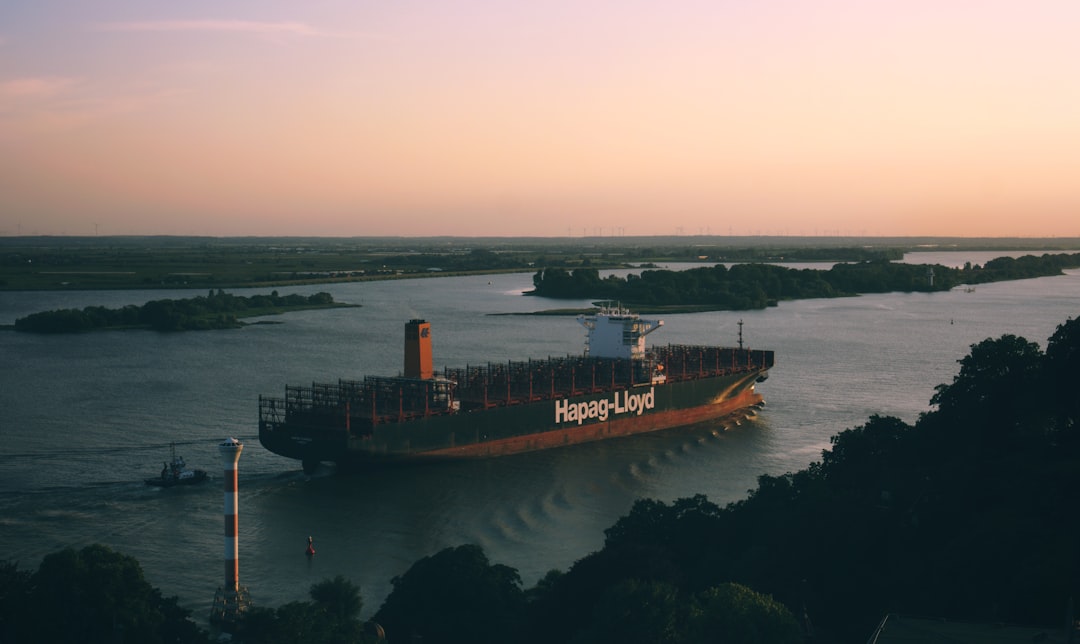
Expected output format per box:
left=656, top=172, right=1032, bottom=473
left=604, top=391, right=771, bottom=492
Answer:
left=260, top=367, right=768, bottom=471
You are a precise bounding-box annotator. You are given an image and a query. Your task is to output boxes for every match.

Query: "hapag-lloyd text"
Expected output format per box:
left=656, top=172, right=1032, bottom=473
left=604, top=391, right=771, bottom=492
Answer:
left=554, top=387, right=656, bottom=425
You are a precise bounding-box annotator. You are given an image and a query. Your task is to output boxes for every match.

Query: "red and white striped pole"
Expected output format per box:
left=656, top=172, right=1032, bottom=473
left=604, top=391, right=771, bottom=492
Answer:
left=219, top=437, right=243, bottom=591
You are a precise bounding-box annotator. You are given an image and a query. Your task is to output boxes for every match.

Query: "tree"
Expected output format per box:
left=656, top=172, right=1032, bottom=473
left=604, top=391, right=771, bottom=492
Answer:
left=373, top=544, right=525, bottom=644
left=929, top=334, right=1049, bottom=448
left=686, top=583, right=803, bottom=644
left=602, top=494, right=726, bottom=586
left=13, top=544, right=208, bottom=644
left=522, top=541, right=686, bottom=644
left=568, top=579, right=684, bottom=644
left=0, top=561, right=31, bottom=643
left=233, top=576, right=370, bottom=644
left=261, top=601, right=333, bottom=644
left=819, top=415, right=913, bottom=497
left=1045, top=317, right=1080, bottom=435
left=309, top=574, right=363, bottom=623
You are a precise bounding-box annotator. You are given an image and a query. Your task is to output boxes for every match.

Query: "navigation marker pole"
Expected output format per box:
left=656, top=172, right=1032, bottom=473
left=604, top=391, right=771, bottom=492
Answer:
left=210, top=437, right=250, bottom=629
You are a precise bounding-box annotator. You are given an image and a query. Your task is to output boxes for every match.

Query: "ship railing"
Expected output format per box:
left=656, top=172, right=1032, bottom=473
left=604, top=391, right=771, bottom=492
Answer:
left=443, top=356, right=641, bottom=388
left=259, top=395, right=348, bottom=440
left=446, top=355, right=655, bottom=408
left=323, top=349, right=773, bottom=402
left=261, top=345, right=774, bottom=426
left=650, top=344, right=774, bottom=381
left=258, top=395, right=287, bottom=424
left=343, top=376, right=458, bottom=426
left=284, top=385, right=315, bottom=411
left=271, top=377, right=464, bottom=426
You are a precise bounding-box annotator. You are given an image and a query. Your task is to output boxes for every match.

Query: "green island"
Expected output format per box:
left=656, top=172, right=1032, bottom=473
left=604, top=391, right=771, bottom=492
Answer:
left=11, top=290, right=352, bottom=333
left=3, top=315, right=1079, bottom=643
left=529, top=251, right=1080, bottom=312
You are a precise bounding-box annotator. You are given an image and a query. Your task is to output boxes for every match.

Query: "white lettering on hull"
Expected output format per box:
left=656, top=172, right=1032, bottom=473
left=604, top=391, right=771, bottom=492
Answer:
left=554, top=387, right=656, bottom=425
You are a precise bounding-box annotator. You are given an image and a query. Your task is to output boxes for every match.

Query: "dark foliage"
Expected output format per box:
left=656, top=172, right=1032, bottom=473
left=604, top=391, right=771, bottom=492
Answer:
left=229, top=575, right=379, bottom=644
left=524, top=542, right=687, bottom=641
left=517, top=316, right=1080, bottom=643
left=530, top=252, right=1080, bottom=309
left=373, top=544, right=526, bottom=644
left=567, top=578, right=686, bottom=644
left=0, top=544, right=209, bottom=644
left=1045, top=317, right=1080, bottom=434
left=687, top=582, right=804, bottom=644
left=14, top=289, right=337, bottom=332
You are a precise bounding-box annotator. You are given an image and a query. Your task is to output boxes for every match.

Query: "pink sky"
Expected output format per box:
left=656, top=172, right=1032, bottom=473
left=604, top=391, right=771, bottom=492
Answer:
left=2, top=1, right=1078, bottom=237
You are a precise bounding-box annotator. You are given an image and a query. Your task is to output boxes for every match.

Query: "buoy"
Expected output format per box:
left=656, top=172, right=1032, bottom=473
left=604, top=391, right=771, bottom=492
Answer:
left=306, top=536, right=315, bottom=556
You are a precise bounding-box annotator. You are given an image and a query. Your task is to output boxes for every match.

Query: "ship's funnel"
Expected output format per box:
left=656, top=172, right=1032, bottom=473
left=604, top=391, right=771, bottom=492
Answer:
left=404, top=319, right=433, bottom=380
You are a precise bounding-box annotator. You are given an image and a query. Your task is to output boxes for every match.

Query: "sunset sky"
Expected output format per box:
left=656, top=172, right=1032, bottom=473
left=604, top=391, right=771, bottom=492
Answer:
left=2, top=1, right=1079, bottom=238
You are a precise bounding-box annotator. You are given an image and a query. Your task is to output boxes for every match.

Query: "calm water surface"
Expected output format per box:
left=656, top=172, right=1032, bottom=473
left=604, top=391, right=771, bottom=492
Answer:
left=1, top=251, right=1077, bottom=622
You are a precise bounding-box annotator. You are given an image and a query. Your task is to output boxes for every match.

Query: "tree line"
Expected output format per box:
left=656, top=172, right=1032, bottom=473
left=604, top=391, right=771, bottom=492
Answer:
left=0, top=543, right=799, bottom=644
left=3, top=315, right=1078, bottom=643
left=530, top=252, right=1080, bottom=309
left=12, top=290, right=338, bottom=333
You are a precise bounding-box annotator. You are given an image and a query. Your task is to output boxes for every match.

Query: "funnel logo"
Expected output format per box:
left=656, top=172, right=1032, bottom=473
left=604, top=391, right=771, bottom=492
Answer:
left=554, top=387, right=655, bottom=425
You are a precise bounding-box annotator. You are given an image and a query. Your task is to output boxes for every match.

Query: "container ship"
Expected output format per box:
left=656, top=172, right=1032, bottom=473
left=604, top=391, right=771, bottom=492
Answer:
left=259, top=307, right=774, bottom=473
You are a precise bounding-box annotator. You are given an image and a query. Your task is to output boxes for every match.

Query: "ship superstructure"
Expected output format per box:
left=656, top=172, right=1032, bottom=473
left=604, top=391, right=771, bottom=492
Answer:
left=578, top=305, right=662, bottom=360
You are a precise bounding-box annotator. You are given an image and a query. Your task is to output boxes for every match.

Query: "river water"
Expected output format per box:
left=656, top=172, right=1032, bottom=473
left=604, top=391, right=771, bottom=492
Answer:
left=1, top=251, right=1077, bottom=622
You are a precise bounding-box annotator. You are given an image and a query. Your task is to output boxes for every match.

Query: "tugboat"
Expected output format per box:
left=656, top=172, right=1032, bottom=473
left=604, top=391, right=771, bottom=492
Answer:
left=145, top=443, right=208, bottom=487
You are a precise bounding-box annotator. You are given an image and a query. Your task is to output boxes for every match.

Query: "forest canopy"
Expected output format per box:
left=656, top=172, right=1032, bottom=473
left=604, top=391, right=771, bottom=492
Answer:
left=530, top=252, right=1080, bottom=310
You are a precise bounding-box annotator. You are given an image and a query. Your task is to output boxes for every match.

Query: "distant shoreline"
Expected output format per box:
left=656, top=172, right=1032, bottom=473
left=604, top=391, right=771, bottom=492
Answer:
left=4, top=235, right=1078, bottom=292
